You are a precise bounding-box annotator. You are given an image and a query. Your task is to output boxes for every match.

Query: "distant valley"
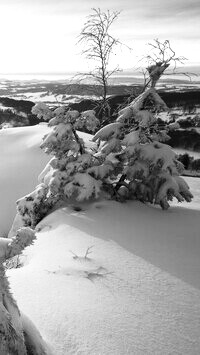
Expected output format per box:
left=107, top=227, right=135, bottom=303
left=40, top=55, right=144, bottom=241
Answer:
left=0, top=78, right=199, bottom=158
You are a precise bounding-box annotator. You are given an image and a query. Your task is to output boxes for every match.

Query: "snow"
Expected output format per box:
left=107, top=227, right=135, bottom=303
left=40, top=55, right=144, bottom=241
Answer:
left=0, top=124, right=200, bottom=354
left=93, top=122, right=122, bottom=141
left=0, top=124, right=93, bottom=236
left=21, top=312, right=53, bottom=355
left=66, top=173, right=102, bottom=200
left=130, top=88, right=168, bottom=112
left=0, top=125, right=51, bottom=236
left=10, top=92, right=100, bottom=105
left=7, top=197, right=200, bottom=354
left=122, top=131, right=139, bottom=146
left=135, top=141, right=177, bottom=170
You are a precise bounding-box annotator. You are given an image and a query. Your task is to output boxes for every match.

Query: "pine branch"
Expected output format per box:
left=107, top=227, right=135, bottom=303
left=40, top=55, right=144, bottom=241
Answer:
left=6, top=228, right=36, bottom=259
left=72, top=128, right=85, bottom=155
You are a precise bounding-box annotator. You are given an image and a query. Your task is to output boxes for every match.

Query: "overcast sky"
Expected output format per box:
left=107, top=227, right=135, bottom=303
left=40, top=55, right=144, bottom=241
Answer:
left=0, top=0, right=199, bottom=73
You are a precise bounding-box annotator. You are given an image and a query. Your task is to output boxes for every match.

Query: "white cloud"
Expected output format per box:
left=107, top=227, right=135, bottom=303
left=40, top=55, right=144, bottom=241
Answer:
left=0, top=0, right=199, bottom=73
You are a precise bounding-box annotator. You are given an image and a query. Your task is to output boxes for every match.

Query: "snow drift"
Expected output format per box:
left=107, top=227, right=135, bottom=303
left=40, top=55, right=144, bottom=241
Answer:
left=8, top=199, right=200, bottom=354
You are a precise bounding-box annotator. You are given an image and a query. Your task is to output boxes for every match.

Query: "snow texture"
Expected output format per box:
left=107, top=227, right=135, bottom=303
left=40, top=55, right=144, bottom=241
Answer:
left=7, top=195, right=200, bottom=355
left=124, top=88, right=168, bottom=116
left=92, top=122, right=122, bottom=142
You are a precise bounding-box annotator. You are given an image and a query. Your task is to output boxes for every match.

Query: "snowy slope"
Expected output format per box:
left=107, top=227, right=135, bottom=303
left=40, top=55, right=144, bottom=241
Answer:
left=0, top=124, right=200, bottom=354
left=8, top=198, right=200, bottom=355
left=0, top=124, right=50, bottom=235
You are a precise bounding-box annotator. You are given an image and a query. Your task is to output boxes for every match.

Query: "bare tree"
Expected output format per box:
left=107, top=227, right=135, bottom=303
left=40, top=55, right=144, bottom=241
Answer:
left=78, top=8, right=121, bottom=118
left=142, top=39, right=188, bottom=89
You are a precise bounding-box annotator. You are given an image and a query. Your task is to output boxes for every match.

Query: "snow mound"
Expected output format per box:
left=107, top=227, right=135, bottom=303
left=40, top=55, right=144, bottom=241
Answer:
left=8, top=196, right=200, bottom=355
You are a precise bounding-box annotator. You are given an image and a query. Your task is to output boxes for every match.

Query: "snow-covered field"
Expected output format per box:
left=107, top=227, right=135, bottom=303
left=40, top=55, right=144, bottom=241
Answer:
left=1, top=124, right=200, bottom=354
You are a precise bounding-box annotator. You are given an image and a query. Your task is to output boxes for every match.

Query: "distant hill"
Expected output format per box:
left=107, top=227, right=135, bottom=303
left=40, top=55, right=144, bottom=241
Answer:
left=0, top=97, right=40, bottom=127
left=0, top=97, right=34, bottom=113
left=159, top=90, right=200, bottom=110
left=0, top=84, right=199, bottom=130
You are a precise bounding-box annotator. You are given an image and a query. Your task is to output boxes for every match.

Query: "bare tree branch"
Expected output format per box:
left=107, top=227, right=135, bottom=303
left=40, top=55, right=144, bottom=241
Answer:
left=77, top=8, right=121, bottom=120
left=142, top=39, right=193, bottom=89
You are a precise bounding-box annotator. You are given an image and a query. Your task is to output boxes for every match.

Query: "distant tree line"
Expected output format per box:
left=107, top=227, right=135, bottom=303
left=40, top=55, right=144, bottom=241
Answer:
left=0, top=97, right=41, bottom=128
left=178, top=153, right=200, bottom=171
left=168, top=129, right=200, bottom=152
left=0, top=97, right=34, bottom=113
left=159, top=90, right=200, bottom=111
left=176, top=115, right=200, bottom=128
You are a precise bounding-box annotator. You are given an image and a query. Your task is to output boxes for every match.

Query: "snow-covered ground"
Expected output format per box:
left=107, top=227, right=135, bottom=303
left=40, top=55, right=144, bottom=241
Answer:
left=1, top=124, right=200, bottom=354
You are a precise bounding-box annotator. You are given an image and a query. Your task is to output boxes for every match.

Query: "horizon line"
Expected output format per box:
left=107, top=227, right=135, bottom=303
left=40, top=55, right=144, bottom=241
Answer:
left=0, top=64, right=200, bottom=76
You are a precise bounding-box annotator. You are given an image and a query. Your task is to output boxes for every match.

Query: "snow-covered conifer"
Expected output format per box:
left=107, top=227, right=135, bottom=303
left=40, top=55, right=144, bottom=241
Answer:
left=91, top=86, right=193, bottom=208
left=17, top=107, right=101, bottom=227
left=31, top=102, right=54, bottom=121
left=16, top=183, right=50, bottom=228
left=17, top=41, right=193, bottom=225
left=0, top=227, right=49, bottom=354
